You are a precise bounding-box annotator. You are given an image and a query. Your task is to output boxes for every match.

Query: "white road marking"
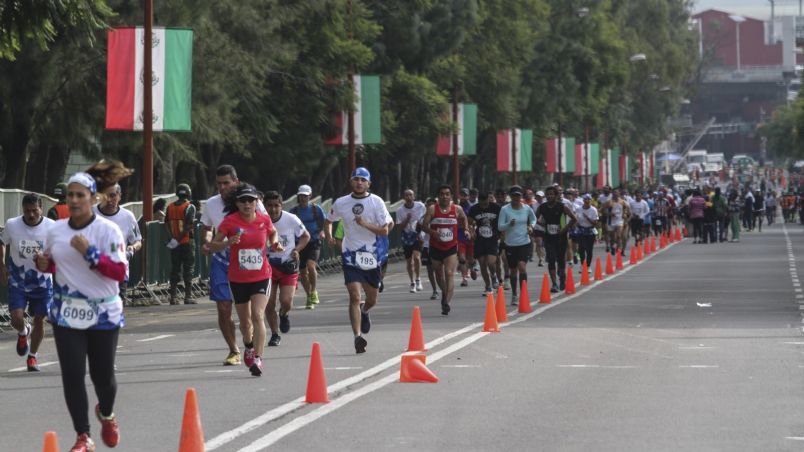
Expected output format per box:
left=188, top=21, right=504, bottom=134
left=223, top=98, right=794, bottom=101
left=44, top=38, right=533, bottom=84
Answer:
left=679, top=365, right=719, bottom=368
left=8, top=361, right=58, bottom=372
left=785, top=437, right=804, bottom=441
left=782, top=342, right=804, bottom=345
left=137, top=334, right=175, bottom=342
left=440, top=364, right=481, bottom=368
left=324, top=367, right=364, bottom=370
left=678, top=346, right=714, bottom=350
left=204, top=369, right=238, bottom=373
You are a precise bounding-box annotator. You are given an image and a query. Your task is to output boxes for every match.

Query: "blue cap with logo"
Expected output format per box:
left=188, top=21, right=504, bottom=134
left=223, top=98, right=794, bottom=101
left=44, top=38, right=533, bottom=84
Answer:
left=351, top=167, right=371, bottom=182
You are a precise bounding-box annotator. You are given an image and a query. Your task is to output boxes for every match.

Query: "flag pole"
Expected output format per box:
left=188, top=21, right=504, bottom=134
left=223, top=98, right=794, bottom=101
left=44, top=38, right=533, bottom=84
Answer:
left=512, top=128, right=518, bottom=186
left=143, top=0, right=154, bottom=222
left=584, top=124, right=590, bottom=192
left=347, top=0, right=356, bottom=173
left=557, top=122, right=563, bottom=187
left=452, top=87, right=459, bottom=200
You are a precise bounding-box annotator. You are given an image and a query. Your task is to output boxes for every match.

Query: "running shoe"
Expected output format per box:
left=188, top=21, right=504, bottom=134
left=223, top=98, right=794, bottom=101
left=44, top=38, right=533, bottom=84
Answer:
left=471, top=268, right=478, bottom=280
left=354, top=336, right=367, bottom=354
left=310, top=290, right=320, bottom=305
left=430, top=291, right=439, bottom=300
left=305, top=298, right=316, bottom=310
left=410, top=282, right=416, bottom=293
left=268, top=333, right=281, bottom=347
left=538, top=258, right=543, bottom=267
left=511, top=294, right=518, bottom=306
left=26, top=355, right=39, bottom=372
left=550, top=284, right=559, bottom=293
left=560, top=280, right=566, bottom=291
left=279, top=313, right=290, bottom=333
left=460, top=278, right=469, bottom=287
left=441, top=300, right=451, bottom=315
left=503, top=279, right=510, bottom=290
left=183, top=297, right=197, bottom=305
left=360, top=309, right=371, bottom=334
left=16, top=324, right=29, bottom=357
left=492, top=278, right=499, bottom=290
left=379, top=281, right=384, bottom=293
left=223, top=351, right=241, bottom=366
left=243, top=348, right=256, bottom=368
left=69, top=433, right=95, bottom=452
left=95, top=404, right=120, bottom=447
left=484, top=286, right=492, bottom=297
left=415, top=280, right=423, bottom=291
left=250, top=357, right=263, bottom=376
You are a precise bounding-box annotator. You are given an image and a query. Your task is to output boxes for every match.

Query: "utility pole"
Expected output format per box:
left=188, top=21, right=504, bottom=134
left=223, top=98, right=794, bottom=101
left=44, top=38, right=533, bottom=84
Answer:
left=143, top=0, right=153, bottom=222
left=512, top=128, right=518, bottom=186
left=452, top=88, right=460, bottom=200
left=347, top=0, right=356, bottom=173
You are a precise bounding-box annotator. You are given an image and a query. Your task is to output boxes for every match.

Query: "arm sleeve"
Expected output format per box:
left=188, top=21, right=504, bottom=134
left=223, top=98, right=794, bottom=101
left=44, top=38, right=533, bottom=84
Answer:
left=498, top=208, right=509, bottom=232
left=94, top=254, right=127, bottom=282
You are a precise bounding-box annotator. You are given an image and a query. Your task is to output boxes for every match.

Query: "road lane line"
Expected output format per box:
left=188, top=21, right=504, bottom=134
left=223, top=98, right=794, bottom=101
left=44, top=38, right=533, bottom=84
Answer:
left=8, top=361, right=59, bottom=372
left=679, top=365, right=719, bottom=368
left=137, top=334, right=175, bottom=342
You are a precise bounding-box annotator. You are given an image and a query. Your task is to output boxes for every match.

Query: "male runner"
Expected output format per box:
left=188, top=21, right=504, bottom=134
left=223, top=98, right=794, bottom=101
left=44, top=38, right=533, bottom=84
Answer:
left=94, top=183, right=142, bottom=305
left=467, top=191, right=502, bottom=296
left=536, top=186, right=578, bottom=292
left=396, top=189, right=426, bottom=293
left=291, top=184, right=326, bottom=309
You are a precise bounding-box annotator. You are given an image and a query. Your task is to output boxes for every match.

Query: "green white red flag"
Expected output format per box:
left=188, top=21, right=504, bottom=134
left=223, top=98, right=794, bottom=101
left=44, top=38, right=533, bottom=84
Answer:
left=325, top=75, right=382, bottom=145
left=496, top=129, right=532, bottom=172
left=436, top=103, right=478, bottom=156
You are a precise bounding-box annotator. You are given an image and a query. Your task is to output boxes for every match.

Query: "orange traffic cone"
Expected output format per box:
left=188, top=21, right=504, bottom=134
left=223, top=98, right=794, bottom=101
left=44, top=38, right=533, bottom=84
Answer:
left=667, top=230, right=674, bottom=243
left=179, top=388, right=205, bottom=452
left=42, top=432, right=58, bottom=452
left=637, top=242, right=643, bottom=261
left=580, top=260, right=590, bottom=285
left=659, top=235, right=666, bottom=249
left=605, top=253, right=615, bottom=275
left=594, top=257, right=603, bottom=281
left=494, top=288, right=508, bottom=323
left=519, top=279, right=534, bottom=312
left=538, top=273, right=551, bottom=304
left=629, top=247, right=637, bottom=265
left=482, top=294, right=500, bottom=332
left=400, top=354, right=439, bottom=383
left=643, top=238, right=650, bottom=256
left=305, top=342, right=330, bottom=403
left=675, top=228, right=682, bottom=241
left=615, top=251, right=624, bottom=270
left=564, top=266, right=576, bottom=294
left=682, top=226, right=689, bottom=237
left=650, top=236, right=657, bottom=252
left=407, top=306, right=426, bottom=352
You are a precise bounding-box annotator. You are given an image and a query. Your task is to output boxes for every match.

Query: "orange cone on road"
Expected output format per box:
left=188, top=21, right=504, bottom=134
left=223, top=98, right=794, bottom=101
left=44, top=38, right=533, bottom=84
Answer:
left=580, top=260, right=590, bottom=285
left=637, top=243, right=643, bottom=261
left=667, top=230, right=674, bottom=243
left=407, top=306, right=426, bottom=352
left=519, top=279, right=534, bottom=312
left=615, top=251, right=624, bottom=270
left=629, top=247, right=637, bottom=265
left=305, top=342, right=330, bottom=403
left=594, top=257, right=603, bottom=281
left=650, top=236, right=657, bottom=252
left=539, top=273, right=552, bottom=304
left=179, top=388, right=205, bottom=452
left=42, top=432, right=58, bottom=452
left=400, top=354, right=439, bottom=383
left=605, top=253, right=615, bottom=275
left=675, top=228, right=682, bottom=241
left=643, top=238, right=650, bottom=256
left=683, top=226, right=689, bottom=237
left=494, top=289, right=508, bottom=323
left=564, top=266, right=576, bottom=294
left=482, top=294, right=500, bottom=332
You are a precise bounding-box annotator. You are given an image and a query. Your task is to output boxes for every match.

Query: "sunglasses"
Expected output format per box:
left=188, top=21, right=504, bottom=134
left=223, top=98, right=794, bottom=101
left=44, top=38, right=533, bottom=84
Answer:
left=237, top=197, right=257, bottom=203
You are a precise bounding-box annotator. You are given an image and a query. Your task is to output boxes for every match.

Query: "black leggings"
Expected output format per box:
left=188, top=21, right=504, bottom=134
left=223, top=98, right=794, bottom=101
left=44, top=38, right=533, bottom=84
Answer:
left=577, top=235, right=595, bottom=267
left=54, top=325, right=119, bottom=435
left=544, top=237, right=567, bottom=272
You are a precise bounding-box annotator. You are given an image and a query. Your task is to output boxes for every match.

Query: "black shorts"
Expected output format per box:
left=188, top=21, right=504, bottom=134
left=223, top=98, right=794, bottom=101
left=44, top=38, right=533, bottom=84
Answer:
left=229, top=279, right=271, bottom=304
left=299, top=240, right=322, bottom=267
left=498, top=242, right=507, bottom=255
left=403, top=242, right=422, bottom=259
left=473, top=239, right=499, bottom=258
left=429, top=246, right=458, bottom=262
left=505, top=243, right=532, bottom=267
left=532, top=229, right=545, bottom=238
left=630, top=218, right=644, bottom=236
left=421, top=247, right=431, bottom=266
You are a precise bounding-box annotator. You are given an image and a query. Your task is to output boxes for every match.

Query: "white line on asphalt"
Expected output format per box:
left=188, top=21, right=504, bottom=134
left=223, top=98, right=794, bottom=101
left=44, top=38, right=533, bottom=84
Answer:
left=678, top=346, right=714, bottom=350
left=210, top=239, right=682, bottom=451
left=8, top=361, right=58, bottom=372
left=324, top=367, right=364, bottom=370
left=785, top=437, right=804, bottom=441
left=204, top=369, right=238, bottom=373
left=137, top=334, right=175, bottom=342
left=679, top=365, right=719, bottom=368
left=440, top=364, right=481, bottom=368
left=782, top=342, right=804, bottom=345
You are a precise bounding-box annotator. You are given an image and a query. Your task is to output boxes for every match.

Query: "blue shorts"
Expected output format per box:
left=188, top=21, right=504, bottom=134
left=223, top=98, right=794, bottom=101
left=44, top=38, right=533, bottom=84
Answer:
left=209, top=258, right=234, bottom=302
left=8, top=286, right=51, bottom=316
left=343, top=265, right=382, bottom=289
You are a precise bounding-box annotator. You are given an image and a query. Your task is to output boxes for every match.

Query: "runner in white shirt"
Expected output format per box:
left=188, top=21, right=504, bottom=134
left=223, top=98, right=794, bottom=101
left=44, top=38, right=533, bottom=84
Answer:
left=530, top=191, right=546, bottom=267
left=419, top=198, right=439, bottom=300
left=395, top=189, right=426, bottom=293
left=0, top=193, right=54, bottom=372
left=264, top=191, right=310, bottom=347
left=324, top=167, right=393, bottom=354
left=628, top=192, right=650, bottom=246
left=575, top=194, right=600, bottom=268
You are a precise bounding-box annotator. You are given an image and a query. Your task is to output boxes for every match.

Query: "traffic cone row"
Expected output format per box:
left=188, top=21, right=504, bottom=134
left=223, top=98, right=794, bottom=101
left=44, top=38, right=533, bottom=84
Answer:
left=605, top=253, right=615, bottom=275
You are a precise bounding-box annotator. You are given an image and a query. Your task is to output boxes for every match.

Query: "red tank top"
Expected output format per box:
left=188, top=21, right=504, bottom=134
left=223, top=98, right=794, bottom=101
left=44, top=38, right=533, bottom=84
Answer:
left=430, top=203, right=459, bottom=251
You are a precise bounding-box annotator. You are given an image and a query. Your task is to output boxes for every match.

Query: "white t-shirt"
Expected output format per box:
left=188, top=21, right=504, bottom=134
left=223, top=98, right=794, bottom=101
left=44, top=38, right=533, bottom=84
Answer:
left=268, top=212, right=306, bottom=264
left=1, top=216, right=55, bottom=291
left=577, top=206, right=599, bottom=228
left=328, top=193, right=393, bottom=267
left=396, top=202, right=426, bottom=234
left=93, top=205, right=142, bottom=245
left=608, top=201, right=625, bottom=227
left=629, top=199, right=649, bottom=220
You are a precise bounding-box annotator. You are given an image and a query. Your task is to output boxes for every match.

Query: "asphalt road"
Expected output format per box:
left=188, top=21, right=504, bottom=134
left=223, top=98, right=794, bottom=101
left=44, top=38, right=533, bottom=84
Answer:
left=2, top=221, right=804, bottom=451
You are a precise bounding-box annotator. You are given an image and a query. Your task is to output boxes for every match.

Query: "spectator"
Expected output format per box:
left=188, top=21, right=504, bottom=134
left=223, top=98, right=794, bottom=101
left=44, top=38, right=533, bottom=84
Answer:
left=165, top=184, right=197, bottom=305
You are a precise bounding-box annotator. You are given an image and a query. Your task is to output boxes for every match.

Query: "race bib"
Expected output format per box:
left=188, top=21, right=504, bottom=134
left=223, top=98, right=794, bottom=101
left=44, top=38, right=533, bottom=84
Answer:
left=547, top=224, right=560, bottom=235
left=355, top=251, right=378, bottom=270
left=58, top=297, right=98, bottom=330
left=238, top=248, right=264, bottom=271
left=438, top=228, right=454, bottom=242
left=18, top=239, right=43, bottom=259
left=478, top=225, right=493, bottom=239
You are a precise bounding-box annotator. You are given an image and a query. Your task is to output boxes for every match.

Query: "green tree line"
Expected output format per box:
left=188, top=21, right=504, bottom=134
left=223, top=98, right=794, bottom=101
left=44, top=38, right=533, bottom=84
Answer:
left=0, top=0, right=698, bottom=201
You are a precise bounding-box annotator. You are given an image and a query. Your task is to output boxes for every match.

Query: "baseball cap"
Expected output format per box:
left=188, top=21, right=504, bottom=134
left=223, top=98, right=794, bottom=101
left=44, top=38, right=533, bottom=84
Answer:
left=460, top=188, right=470, bottom=196
left=535, top=190, right=545, bottom=197
left=176, top=183, right=191, bottom=198
left=297, top=184, right=312, bottom=196
left=235, top=185, right=259, bottom=199
left=53, top=182, right=67, bottom=197
left=509, top=185, right=524, bottom=196
left=582, top=193, right=592, bottom=200
left=351, top=167, right=371, bottom=181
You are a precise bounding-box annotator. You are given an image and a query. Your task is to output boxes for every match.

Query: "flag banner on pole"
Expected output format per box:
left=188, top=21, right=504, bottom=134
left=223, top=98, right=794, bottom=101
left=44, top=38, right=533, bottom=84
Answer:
left=496, top=129, right=532, bottom=172
left=650, top=150, right=656, bottom=179
left=574, top=142, right=600, bottom=176
left=640, top=152, right=649, bottom=182
left=596, top=157, right=607, bottom=188
left=544, top=137, right=575, bottom=173
left=436, top=103, right=477, bottom=156
left=619, top=154, right=631, bottom=183
left=608, top=148, right=621, bottom=186
left=106, top=27, right=193, bottom=131
left=325, top=74, right=381, bottom=145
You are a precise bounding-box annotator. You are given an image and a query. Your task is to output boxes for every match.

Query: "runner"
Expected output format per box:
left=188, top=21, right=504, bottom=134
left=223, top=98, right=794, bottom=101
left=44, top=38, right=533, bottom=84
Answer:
left=395, top=189, right=426, bottom=293
left=653, top=190, right=672, bottom=235
left=165, top=183, right=197, bottom=305
left=494, top=188, right=510, bottom=289
left=765, top=190, right=777, bottom=225
left=457, top=188, right=474, bottom=287
left=530, top=190, right=546, bottom=267
left=498, top=185, right=537, bottom=304
left=752, top=190, right=765, bottom=232
left=201, top=164, right=267, bottom=366
left=536, top=186, right=577, bottom=292
left=93, top=183, right=142, bottom=306
left=209, top=183, right=280, bottom=376
left=291, top=184, right=326, bottom=309
left=419, top=198, right=439, bottom=300
left=264, top=191, right=309, bottom=347
left=46, top=182, right=70, bottom=220
left=324, top=167, right=393, bottom=353
left=598, top=186, right=612, bottom=252
left=727, top=191, right=742, bottom=242
left=628, top=192, right=649, bottom=247
left=575, top=194, right=599, bottom=268
left=0, top=193, right=54, bottom=372
left=36, top=167, right=131, bottom=452
left=604, top=190, right=630, bottom=255
left=422, top=184, right=470, bottom=315
left=467, top=191, right=502, bottom=296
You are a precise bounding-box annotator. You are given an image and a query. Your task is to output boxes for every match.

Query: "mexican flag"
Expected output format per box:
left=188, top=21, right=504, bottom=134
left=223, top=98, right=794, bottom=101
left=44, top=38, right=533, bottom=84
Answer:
left=573, top=142, right=600, bottom=176
left=496, top=129, right=532, bottom=172
left=609, top=148, right=621, bottom=186
left=639, top=152, right=650, bottom=183
left=436, top=103, right=477, bottom=156
left=619, top=153, right=631, bottom=183
left=325, top=75, right=382, bottom=145
left=106, top=27, right=193, bottom=131
left=544, top=137, right=576, bottom=173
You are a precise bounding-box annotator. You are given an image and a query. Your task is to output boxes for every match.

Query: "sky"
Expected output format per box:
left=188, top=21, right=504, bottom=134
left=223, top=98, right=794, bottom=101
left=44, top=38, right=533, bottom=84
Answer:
left=693, top=0, right=803, bottom=20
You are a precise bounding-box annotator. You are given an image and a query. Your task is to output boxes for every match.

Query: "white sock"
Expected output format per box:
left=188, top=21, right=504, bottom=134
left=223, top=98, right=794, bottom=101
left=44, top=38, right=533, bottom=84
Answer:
left=18, top=324, right=29, bottom=336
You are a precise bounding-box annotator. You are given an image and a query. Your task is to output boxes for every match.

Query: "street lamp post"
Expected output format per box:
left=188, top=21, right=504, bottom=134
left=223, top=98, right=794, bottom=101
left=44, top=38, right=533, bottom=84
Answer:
left=729, top=15, right=746, bottom=72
